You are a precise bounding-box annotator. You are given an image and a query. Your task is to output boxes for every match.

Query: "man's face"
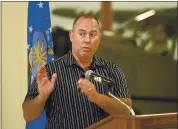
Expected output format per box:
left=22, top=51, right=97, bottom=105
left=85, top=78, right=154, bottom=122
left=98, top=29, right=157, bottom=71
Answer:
left=69, top=17, right=101, bottom=59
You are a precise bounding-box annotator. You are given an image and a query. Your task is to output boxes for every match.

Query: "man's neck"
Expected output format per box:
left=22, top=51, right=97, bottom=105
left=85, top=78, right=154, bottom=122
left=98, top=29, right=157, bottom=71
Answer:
left=72, top=52, right=93, bottom=70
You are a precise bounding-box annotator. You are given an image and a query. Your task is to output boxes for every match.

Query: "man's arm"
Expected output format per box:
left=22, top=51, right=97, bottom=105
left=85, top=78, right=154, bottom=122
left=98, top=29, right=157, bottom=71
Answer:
left=91, top=64, right=132, bottom=115
left=22, top=95, right=46, bottom=122
left=22, top=66, right=57, bottom=122
left=78, top=78, right=132, bottom=116
left=90, top=93, right=132, bottom=115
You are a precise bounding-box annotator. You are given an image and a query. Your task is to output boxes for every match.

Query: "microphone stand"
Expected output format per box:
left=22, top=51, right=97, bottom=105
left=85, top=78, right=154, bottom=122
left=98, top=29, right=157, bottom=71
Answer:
left=108, top=92, right=135, bottom=116
left=105, top=83, right=135, bottom=116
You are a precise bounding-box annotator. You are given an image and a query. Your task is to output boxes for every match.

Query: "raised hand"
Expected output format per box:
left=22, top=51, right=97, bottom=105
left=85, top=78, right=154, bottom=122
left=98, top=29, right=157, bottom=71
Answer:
left=36, top=65, right=57, bottom=102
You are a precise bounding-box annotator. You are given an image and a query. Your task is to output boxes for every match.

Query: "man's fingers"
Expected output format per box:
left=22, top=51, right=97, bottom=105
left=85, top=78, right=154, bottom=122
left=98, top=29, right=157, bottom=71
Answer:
left=37, top=73, right=46, bottom=79
left=37, top=73, right=47, bottom=84
left=78, top=79, right=82, bottom=84
left=77, top=78, right=86, bottom=85
left=37, top=65, right=47, bottom=75
left=37, top=65, right=44, bottom=73
left=51, top=73, right=57, bottom=84
left=78, top=78, right=96, bottom=94
left=36, top=65, right=48, bottom=84
left=77, top=78, right=92, bottom=88
left=38, top=77, right=48, bottom=87
left=80, top=86, right=90, bottom=96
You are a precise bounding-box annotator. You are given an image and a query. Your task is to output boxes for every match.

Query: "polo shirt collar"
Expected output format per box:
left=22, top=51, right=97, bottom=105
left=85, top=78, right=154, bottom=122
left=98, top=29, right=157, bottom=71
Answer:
left=64, top=51, right=104, bottom=68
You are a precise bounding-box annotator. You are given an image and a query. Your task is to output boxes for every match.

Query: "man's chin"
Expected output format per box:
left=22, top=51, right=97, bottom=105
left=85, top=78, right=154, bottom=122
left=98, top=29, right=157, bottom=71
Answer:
left=80, top=51, right=92, bottom=58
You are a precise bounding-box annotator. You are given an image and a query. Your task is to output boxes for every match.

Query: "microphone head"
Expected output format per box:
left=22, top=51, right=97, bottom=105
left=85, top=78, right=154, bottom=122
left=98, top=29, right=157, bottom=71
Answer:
left=85, top=70, right=94, bottom=79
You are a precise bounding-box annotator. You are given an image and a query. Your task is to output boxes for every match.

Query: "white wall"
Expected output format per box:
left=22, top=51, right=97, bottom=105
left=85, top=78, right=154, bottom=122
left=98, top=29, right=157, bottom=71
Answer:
left=0, top=2, right=2, bottom=129
left=2, top=2, right=28, bottom=129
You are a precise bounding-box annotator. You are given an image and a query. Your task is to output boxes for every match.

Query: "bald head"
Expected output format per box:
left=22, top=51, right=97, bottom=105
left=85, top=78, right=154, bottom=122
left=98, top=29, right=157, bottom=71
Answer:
left=72, top=15, right=101, bottom=32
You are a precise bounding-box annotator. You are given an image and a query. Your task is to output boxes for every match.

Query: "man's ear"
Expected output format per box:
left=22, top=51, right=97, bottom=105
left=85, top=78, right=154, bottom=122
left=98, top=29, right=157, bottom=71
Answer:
left=69, top=31, right=73, bottom=43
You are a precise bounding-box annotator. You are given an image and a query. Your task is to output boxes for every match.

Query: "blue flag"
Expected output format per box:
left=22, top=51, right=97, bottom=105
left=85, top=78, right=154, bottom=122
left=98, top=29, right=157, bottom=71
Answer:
left=27, top=2, right=53, bottom=129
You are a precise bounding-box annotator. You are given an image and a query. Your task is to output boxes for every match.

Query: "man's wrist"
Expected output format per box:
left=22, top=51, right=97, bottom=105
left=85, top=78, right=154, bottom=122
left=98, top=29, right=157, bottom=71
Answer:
left=88, top=92, right=101, bottom=103
left=36, top=95, right=46, bottom=105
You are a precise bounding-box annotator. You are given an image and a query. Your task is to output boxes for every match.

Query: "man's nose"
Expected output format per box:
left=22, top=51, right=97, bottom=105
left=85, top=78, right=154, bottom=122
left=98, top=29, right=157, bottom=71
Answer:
left=84, top=34, right=91, bottom=43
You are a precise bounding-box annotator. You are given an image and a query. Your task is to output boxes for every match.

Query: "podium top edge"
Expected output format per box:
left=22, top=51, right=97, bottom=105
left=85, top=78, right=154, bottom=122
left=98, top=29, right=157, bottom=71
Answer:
left=113, top=112, right=178, bottom=119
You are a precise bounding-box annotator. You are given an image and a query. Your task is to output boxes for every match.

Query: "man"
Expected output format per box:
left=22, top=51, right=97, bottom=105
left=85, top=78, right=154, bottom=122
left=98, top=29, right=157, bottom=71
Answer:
left=23, top=14, right=132, bottom=129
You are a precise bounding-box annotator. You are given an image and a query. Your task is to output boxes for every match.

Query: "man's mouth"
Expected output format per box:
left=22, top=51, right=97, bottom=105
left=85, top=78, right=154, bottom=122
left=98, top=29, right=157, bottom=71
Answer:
left=83, top=47, right=91, bottom=51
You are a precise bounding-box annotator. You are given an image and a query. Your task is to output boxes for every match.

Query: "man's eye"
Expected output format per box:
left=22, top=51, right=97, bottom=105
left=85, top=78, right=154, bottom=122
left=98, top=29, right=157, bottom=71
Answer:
left=79, top=33, right=85, bottom=36
left=90, top=33, right=97, bottom=37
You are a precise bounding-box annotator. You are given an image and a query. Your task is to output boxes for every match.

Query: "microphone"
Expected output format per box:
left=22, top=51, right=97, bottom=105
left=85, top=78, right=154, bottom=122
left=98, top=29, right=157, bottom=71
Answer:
left=85, top=70, right=114, bottom=87
left=85, top=70, right=135, bottom=116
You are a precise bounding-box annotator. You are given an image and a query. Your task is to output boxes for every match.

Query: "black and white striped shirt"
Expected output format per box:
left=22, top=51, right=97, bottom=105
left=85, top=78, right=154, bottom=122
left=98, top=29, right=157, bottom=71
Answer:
left=25, top=51, right=130, bottom=129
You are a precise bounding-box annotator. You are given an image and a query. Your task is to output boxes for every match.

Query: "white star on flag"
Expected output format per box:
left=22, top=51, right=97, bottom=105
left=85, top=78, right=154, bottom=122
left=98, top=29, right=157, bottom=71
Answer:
left=28, top=26, right=33, bottom=32
left=27, top=44, right=30, bottom=49
left=37, top=2, right=43, bottom=8
left=52, top=58, right=54, bottom=61
left=48, top=28, right=52, bottom=33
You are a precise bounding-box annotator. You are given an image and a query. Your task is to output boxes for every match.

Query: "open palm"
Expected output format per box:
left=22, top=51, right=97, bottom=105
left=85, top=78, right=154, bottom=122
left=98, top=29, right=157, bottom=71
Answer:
left=36, top=65, right=57, bottom=102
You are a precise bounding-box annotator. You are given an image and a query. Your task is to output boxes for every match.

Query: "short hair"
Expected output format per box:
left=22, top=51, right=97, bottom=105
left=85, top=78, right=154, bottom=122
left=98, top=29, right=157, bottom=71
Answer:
left=72, top=14, right=101, bottom=31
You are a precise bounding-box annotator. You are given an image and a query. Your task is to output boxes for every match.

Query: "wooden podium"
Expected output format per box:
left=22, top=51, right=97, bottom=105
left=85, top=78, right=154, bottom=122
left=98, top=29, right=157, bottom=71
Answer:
left=87, top=113, right=177, bottom=129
